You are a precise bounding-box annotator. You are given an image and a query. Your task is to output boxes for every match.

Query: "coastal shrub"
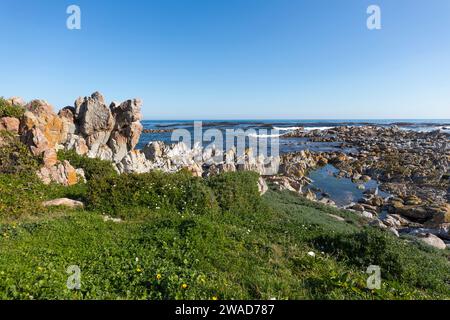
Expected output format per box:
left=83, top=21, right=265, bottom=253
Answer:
left=86, top=171, right=218, bottom=217
left=0, top=174, right=46, bottom=219
left=57, top=150, right=118, bottom=181
left=0, top=172, right=87, bottom=221
left=207, top=171, right=262, bottom=215
left=0, top=97, right=25, bottom=119
left=313, top=227, right=450, bottom=293
left=0, top=132, right=40, bottom=176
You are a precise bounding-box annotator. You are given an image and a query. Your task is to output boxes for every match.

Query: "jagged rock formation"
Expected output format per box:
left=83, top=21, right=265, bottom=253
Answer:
left=3, top=91, right=279, bottom=185
left=66, top=92, right=143, bottom=163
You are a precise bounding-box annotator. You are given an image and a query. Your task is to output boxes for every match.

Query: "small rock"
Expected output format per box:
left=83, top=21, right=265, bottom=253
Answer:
left=415, top=233, right=446, bottom=250
left=42, top=198, right=84, bottom=209
left=327, top=214, right=345, bottom=222
left=369, top=219, right=387, bottom=229
left=257, top=177, right=268, bottom=195
left=361, top=211, right=374, bottom=219
left=388, top=227, right=400, bottom=237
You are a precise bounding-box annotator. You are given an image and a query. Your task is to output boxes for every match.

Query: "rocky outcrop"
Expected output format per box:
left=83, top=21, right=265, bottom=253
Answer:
left=20, top=100, right=67, bottom=161
left=9, top=92, right=147, bottom=185
left=67, top=92, right=142, bottom=163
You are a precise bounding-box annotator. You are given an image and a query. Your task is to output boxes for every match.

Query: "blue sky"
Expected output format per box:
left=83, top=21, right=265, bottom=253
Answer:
left=1, top=0, right=449, bottom=119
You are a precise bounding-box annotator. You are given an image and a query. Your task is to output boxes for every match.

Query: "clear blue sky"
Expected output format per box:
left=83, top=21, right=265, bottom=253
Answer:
left=1, top=0, right=449, bottom=119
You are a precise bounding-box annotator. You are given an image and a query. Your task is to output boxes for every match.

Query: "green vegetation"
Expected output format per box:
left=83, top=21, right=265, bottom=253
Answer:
left=0, top=132, right=40, bottom=176
left=0, top=97, right=25, bottom=119
left=86, top=170, right=219, bottom=218
left=0, top=152, right=449, bottom=300
left=57, top=150, right=118, bottom=181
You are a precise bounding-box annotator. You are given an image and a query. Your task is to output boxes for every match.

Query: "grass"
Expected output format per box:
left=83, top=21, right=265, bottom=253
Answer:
left=0, top=144, right=448, bottom=299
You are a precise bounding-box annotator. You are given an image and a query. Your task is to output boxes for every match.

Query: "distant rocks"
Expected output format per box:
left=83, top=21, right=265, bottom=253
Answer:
left=279, top=125, right=449, bottom=246
left=143, top=128, right=174, bottom=133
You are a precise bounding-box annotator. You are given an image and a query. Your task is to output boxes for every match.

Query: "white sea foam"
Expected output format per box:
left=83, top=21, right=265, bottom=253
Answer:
left=273, top=126, right=335, bottom=132
left=248, top=132, right=285, bottom=138
left=273, top=126, right=302, bottom=131
left=303, top=126, right=334, bottom=131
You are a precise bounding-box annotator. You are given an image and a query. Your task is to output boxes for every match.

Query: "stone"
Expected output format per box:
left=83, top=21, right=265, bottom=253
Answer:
left=305, top=190, right=316, bottom=201
left=327, top=214, right=345, bottom=222
left=219, top=162, right=237, bottom=173
left=7, top=96, right=26, bottom=106
left=427, top=204, right=450, bottom=225
left=361, top=211, right=374, bottom=219
left=22, top=100, right=66, bottom=148
left=185, top=162, right=203, bottom=177
left=75, top=92, right=115, bottom=136
left=404, top=195, right=422, bottom=206
left=42, top=149, right=58, bottom=167
left=388, top=227, right=400, bottom=237
left=117, top=150, right=153, bottom=174
left=42, top=198, right=84, bottom=209
left=383, top=214, right=410, bottom=228
left=37, top=160, right=79, bottom=186
left=22, top=127, right=49, bottom=157
left=110, top=99, right=142, bottom=127
left=108, top=131, right=129, bottom=162
left=108, top=99, right=143, bottom=162
left=257, top=177, right=268, bottom=195
left=369, top=219, right=388, bottom=229
left=0, top=117, right=20, bottom=133
left=142, top=141, right=164, bottom=161
left=395, top=205, right=432, bottom=222
left=351, top=204, right=365, bottom=212
left=58, top=107, right=77, bottom=143
left=317, top=157, right=328, bottom=166
left=415, top=233, right=447, bottom=250
left=65, top=135, right=89, bottom=155
left=318, top=197, right=336, bottom=207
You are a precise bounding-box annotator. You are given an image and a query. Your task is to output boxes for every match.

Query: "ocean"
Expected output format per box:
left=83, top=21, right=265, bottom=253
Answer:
left=138, top=119, right=450, bottom=152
